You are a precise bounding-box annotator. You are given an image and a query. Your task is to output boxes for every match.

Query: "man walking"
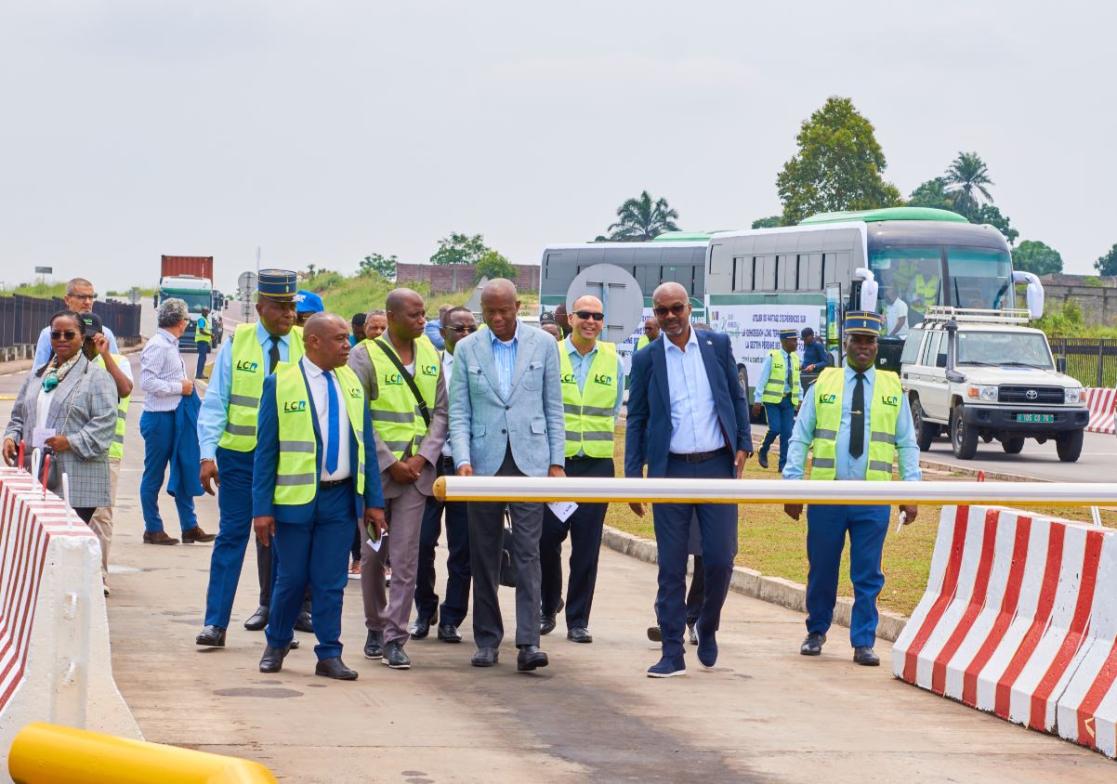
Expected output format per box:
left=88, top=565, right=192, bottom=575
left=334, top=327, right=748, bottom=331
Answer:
left=413, top=306, right=477, bottom=643
left=139, top=299, right=214, bottom=545
left=540, top=295, right=623, bottom=644
left=34, top=277, right=118, bottom=369
left=625, top=282, right=751, bottom=678
left=349, top=288, right=448, bottom=670
left=753, top=329, right=801, bottom=471
left=195, top=308, right=213, bottom=379
left=196, top=270, right=305, bottom=648
left=253, top=313, right=385, bottom=679
left=800, top=327, right=830, bottom=375
left=783, top=311, right=920, bottom=666
left=450, top=279, right=565, bottom=672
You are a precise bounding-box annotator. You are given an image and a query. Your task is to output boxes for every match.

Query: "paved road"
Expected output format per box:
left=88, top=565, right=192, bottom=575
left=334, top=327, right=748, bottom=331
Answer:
left=3, top=355, right=1116, bottom=782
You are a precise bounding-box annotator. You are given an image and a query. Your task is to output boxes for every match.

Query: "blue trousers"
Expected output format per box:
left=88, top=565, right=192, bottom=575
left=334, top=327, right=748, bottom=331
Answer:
left=195, top=341, right=210, bottom=377
left=760, top=395, right=795, bottom=471
left=805, top=504, right=890, bottom=648
left=265, top=483, right=354, bottom=660
left=139, top=410, right=197, bottom=534
left=203, top=448, right=254, bottom=628
left=652, top=452, right=738, bottom=660
left=415, top=488, right=471, bottom=627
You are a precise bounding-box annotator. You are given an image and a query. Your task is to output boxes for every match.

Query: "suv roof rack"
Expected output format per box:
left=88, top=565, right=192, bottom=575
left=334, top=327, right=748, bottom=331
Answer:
left=921, top=306, right=1032, bottom=325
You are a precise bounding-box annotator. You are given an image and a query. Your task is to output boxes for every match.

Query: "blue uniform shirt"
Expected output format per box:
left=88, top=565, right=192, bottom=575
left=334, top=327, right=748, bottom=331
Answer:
left=803, top=340, right=831, bottom=370
left=752, top=350, right=794, bottom=405
left=197, top=322, right=296, bottom=461
left=783, top=364, right=922, bottom=481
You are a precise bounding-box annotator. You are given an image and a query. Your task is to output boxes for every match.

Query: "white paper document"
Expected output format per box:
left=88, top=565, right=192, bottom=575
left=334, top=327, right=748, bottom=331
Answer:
left=31, top=427, right=55, bottom=449
left=547, top=501, right=578, bottom=523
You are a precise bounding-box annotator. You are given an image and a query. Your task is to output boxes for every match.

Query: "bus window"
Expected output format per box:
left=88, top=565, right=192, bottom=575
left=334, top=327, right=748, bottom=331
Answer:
left=758, top=255, right=776, bottom=290
left=869, top=246, right=942, bottom=326
left=731, top=257, right=739, bottom=291
left=947, top=247, right=1013, bottom=310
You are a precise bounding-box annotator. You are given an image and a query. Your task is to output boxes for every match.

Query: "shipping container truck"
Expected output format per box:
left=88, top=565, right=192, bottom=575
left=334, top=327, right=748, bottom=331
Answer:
left=156, top=255, right=223, bottom=351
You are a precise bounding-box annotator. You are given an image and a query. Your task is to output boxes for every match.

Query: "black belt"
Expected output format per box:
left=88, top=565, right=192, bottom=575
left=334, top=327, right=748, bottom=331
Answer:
left=668, top=447, right=731, bottom=464
left=319, top=477, right=352, bottom=490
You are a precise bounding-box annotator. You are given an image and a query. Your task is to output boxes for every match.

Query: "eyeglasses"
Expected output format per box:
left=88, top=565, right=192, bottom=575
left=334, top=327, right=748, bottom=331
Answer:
left=448, top=325, right=478, bottom=334
left=574, top=311, right=604, bottom=321
left=68, top=293, right=96, bottom=301
left=50, top=330, right=79, bottom=340
left=652, top=303, right=687, bottom=318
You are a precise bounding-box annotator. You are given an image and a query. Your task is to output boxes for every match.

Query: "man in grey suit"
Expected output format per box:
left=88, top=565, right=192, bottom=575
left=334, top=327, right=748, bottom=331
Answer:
left=450, top=279, right=566, bottom=672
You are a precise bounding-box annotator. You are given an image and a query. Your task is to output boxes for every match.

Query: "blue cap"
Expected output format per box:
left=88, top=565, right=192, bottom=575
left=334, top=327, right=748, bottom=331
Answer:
left=257, top=269, right=298, bottom=300
left=779, top=328, right=798, bottom=340
left=295, top=290, right=324, bottom=314
left=844, top=310, right=883, bottom=335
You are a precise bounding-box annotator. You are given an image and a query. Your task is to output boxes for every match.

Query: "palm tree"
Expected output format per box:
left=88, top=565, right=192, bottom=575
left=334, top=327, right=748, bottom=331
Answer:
left=944, top=152, right=994, bottom=217
left=606, top=191, right=680, bottom=241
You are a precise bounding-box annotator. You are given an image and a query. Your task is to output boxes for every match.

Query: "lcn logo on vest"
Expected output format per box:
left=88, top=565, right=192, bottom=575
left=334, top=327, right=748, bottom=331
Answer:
left=561, top=373, right=577, bottom=385
left=593, top=373, right=614, bottom=386
left=819, top=393, right=837, bottom=405
left=881, top=394, right=900, bottom=407
left=420, top=364, right=438, bottom=377
left=236, top=360, right=259, bottom=372
left=381, top=372, right=404, bottom=386
left=283, top=400, right=307, bottom=413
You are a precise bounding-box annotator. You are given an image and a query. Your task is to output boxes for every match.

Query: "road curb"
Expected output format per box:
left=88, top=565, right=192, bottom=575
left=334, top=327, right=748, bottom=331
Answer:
left=601, top=525, right=908, bottom=643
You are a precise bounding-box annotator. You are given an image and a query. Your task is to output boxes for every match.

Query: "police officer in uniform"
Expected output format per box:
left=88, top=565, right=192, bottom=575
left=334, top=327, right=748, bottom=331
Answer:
left=539, top=295, right=624, bottom=643
left=254, top=313, right=385, bottom=679
left=195, top=308, right=213, bottom=379
left=753, top=329, right=800, bottom=472
left=783, top=311, right=921, bottom=666
left=196, top=269, right=306, bottom=648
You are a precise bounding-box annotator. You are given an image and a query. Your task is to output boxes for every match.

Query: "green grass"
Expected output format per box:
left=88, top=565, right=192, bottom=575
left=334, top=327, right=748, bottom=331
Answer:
left=0, top=282, right=67, bottom=298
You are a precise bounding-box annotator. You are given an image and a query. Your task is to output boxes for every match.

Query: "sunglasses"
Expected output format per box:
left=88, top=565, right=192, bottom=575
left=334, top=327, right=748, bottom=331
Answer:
left=449, top=325, right=478, bottom=334
left=574, top=311, right=604, bottom=321
left=50, top=330, right=80, bottom=340
left=652, top=303, right=687, bottom=318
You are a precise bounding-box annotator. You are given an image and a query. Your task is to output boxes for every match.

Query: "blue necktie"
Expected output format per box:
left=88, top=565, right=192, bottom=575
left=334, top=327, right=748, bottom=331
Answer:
left=323, top=370, right=340, bottom=475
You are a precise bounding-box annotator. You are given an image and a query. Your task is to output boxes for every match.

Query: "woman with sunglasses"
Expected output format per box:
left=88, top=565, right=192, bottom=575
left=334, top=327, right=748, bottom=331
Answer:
left=3, top=310, right=118, bottom=522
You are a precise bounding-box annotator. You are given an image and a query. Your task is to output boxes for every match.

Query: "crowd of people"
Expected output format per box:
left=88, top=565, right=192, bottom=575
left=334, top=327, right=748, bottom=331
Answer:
left=1, top=270, right=922, bottom=680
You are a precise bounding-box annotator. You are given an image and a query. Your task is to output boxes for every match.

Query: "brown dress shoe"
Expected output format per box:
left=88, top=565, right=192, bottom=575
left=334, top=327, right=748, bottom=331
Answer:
left=143, top=531, right=180, bottom=545
left=182, top=526, right=216, bottom=543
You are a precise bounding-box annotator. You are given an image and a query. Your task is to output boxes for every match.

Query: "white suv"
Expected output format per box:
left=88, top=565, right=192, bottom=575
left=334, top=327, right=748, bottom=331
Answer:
left=899, top=310, right=1089, bottom=462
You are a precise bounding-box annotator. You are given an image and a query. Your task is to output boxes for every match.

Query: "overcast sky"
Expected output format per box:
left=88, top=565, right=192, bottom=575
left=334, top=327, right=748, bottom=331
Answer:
left=2, top=0, right=1114, bottom=293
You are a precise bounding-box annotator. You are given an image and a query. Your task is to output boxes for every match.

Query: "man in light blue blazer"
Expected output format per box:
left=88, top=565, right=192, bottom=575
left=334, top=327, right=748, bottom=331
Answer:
left=449, top=279, right=566, bottom=672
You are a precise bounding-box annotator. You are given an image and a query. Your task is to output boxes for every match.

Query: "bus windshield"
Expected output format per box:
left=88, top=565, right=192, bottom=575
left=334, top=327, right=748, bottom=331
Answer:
left=947, top=247, right=1014, bottom=310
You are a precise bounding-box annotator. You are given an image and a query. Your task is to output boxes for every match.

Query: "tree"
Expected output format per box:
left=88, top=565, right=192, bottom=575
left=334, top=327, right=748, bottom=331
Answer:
left=1096, top=244, right=1117, bottom=276
left=944, top=151, right=994, bottom=217
left=359, top=252, right=398, bottom=280
left=474, top=249, right=517, bottom=282
left=907, top=178, right=956, bottom=211
left=751, top=215, right=783, bottom=229
left=430, top=233, right=488, bottom=265
left=606, top=191, right=680, bottom=241
left=1012, top=240, right=1062, bottom=276
left=776, top=97, right=902, bottom=225
left=969, top=203, right=1018, bottom=245
left=306, top=263, right=318, bottom=278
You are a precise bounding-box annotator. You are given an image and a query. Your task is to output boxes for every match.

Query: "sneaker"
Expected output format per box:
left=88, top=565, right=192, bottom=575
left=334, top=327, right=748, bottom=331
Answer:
left=647, top=656, right=687, bottom=678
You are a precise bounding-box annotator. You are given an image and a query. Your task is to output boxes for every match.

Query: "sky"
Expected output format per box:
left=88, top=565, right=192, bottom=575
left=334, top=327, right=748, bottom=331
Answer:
left=2, top=0, right=1114, bottom=294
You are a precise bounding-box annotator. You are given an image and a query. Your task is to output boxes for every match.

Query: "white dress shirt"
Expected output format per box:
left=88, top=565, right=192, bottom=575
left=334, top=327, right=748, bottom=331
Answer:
left=140, top=329, right=187, bottom=412
left=664, top=327, right=725, bottom=454
left=441, top=351, right=455, bottom=458
left=301, top=357, right=351, bottom=481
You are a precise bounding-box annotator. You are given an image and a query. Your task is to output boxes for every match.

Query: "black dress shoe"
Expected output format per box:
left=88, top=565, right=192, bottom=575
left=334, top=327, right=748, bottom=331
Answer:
left=195, top=625, right=226, bottom=647
left=409, top=615, right=433, bottom=640
left=471, top=647, right=499, bottom=667
left=383, top=641, right=412, bottom=669
left=316, top=657, right=358, bottom=680
left=540, top=614, right=556, bottom=636
left=853, top=646, right=880, bottom=666
left=757, top=450, right=769, bottom=469
left=244, top=606, right=268, bottom=631
left=646, top=626, right=662, bottom=642
left=567, top=627, right=593, bottom=644
left=517, top=645, right=549, bottom=672
left=259, top=645, right=289, bottom=673
left=437, top=623, right=462, bottom=643
left=294, top=610, right=314, bottom=634
left=801, top=632, right=826, bottom=656
left=364, top=630, right=383, bottom=660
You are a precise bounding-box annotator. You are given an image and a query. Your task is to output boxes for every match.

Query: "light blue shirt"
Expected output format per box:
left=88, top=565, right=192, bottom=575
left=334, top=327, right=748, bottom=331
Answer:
left=35, top=323, right=117, bottom=369
left=140, top=329, right=186, bottom=413
left=664, top=327, right=725, bottom=454
left=489, top=322, right=519, bottom=400
left=752, top=350, right=793, bottom=405
left=197, top=322, right=295, bottom=460
left=783, top=364, right=922, bottom=481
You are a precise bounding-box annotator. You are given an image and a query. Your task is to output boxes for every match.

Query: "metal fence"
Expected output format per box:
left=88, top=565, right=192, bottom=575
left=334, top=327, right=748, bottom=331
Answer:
left=0, top=295, right=141, bottom=349
left=1049, top=337, right=1117, bottom=388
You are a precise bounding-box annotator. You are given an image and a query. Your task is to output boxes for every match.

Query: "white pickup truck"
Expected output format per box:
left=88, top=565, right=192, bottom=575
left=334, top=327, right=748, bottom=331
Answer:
left=899, top=309, right=1089, bottom=462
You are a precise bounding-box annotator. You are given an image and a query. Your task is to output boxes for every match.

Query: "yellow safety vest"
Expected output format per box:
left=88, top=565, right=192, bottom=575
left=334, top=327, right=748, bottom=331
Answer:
left=636, top=335, right=650, bottom=351
left=196, top=316, right=212, bottom=345
left=810, top=367, right=902, bottom=481
left=273, top=362, right=366, bottom=505
left=761, top=349, right=801, bottom=406
left=559, top=341, right=618, bottom=459
left=366, top=337, right=440, bottom=460
left=93, top=353, right=130, bottom=461
left=911, top=273, right=940, bottom=306
left=219, top=323, right=305, bottom=452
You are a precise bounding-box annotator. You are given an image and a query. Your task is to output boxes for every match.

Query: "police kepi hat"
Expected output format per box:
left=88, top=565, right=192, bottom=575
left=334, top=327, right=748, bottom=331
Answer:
left=295, top=289, right=324, bottom=314
left=844, top=310, right=883, bottom=336
left=779, top=328, right=798, bottom=340
left=258, top=269, right=298, bottom=300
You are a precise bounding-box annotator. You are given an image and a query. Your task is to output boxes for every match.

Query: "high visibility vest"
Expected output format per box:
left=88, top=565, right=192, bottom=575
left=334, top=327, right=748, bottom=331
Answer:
left=912, top=273, right=940, bottom=306
left=219, top=324, right=305, bottom=452
left=636, top=335, right=650, bottom=351
left=810, top=367, right=902, bottom=481
left=273, top=362, right=366, bottom=506
left=366, top=337, right=440, bottom=460
left=196, top=316, right=212, bottom=345
left=559, top=341, right=618, bottom=459
left=93, top=353, right=130, bottom=461
left=761, top=349, right=801, bottom=406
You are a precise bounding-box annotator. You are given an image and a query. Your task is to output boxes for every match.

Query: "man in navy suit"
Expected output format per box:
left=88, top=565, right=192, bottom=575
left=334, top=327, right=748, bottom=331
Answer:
left=625, top=282, right=752, bottom=678
left=252, top=313, right=386, bottom=680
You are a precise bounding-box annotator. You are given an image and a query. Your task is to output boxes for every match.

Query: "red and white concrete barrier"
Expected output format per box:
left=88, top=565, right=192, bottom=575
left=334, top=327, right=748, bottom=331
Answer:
left=0, top=468, right=139, bottom=776
left=893, top=505, right=1117, bottom=757
left=1084, top=387, right=1115, bottom=435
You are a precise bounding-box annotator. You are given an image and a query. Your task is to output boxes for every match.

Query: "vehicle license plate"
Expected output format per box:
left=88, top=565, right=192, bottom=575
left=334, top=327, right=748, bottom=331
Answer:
left=1016, top=413, right=1054, bottom=423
